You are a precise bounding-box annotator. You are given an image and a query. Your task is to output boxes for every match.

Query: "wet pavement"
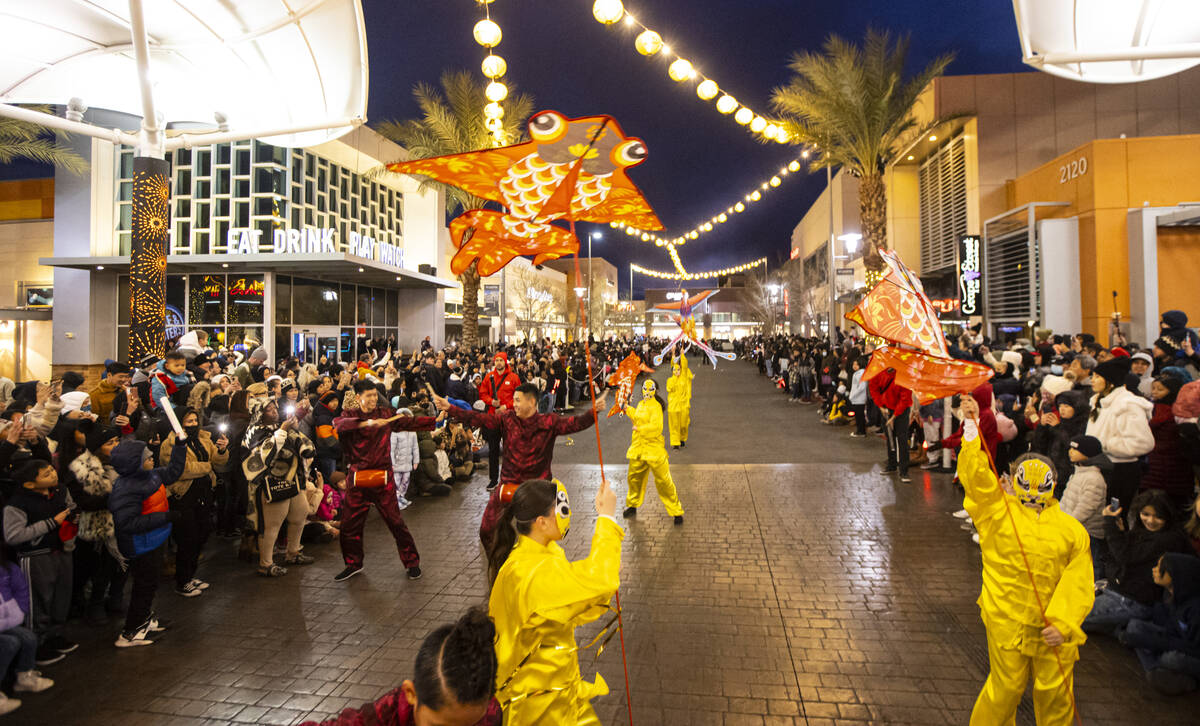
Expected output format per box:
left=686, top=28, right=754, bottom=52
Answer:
left=18, top=358, right=1200, bottom=725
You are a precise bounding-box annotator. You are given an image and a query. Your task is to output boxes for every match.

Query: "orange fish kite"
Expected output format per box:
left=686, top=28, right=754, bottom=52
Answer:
left=388, top=110, right=662, bottom=276
left=606, top=351, right=655, bottom=417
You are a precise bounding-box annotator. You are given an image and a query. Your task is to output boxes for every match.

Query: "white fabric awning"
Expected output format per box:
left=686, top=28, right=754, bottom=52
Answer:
left=0, top=0, right=368, bottom=147
left=1013, top=0, right=1200, bottom=83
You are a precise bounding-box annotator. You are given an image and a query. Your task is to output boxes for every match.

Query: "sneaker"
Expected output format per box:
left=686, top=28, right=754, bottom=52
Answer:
left=14, top=670, right=54, bottom=693
left=622, top=507, right=637, bottom=519
left=175, top=582, right=203, bottom=597
left=971, top=533, right=980, bottom=545
left=920, top=461, right=939, bottom=470
left=257, top=564, right=288, bottom=577
left=486, top=481, right=499, bottom=491
left=1148, top=668, right=1197, bottom=696
left=0, top=694, right=21, bottom=715
left=147, top=616, right=170, bottom=633
left=899, top=475, right=912, bottom=483
left=34, top=646, right=64, bottom=666
left=188, top=578, right=210, bottom=590
left=849, top=432, right=865, bottom=438
left=284, top=553, right=315, bottom=566
left=672, top=445, right=679, bottom=450
left=333, top=566, right=363, bottom=582
left=882, top=467, right=898, bottom=474
left=952, top=509, right=972, bottom=520
left=114, top=630, right=153, bottom=648
left=43, top=635, right=77, bottom=654
left=673, top=515, right=684, bottom=525
left=407, top=566, right=423, bottom=580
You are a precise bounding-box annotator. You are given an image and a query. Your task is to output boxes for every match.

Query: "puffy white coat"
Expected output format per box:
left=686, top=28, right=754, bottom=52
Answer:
left=1058, top=464, right=1108, bottom=538
left=389, top=430, right=419, bottom=473
left=1086, top=387, right=1154, bottom=463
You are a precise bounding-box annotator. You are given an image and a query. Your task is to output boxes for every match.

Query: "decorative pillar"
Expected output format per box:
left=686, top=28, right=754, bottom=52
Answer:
left=128, top=156, right=171, bottom=361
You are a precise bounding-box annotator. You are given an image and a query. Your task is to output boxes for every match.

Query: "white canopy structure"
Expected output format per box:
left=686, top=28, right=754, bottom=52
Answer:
left=1013, top=0, right=1200, bottom=83
left=0, top=0, right=368, bottom=154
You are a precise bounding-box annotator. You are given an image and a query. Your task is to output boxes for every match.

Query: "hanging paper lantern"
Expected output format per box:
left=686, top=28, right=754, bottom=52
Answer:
left=635, top=29, right=662, bottom=55
left=788, top=160, right=801, bottom=172
left=483, top=102, right=504, bottom=119
left=696, top=79, right=719, bottom=100
left=485, top=81, right=508, bottom=102
left=668, top=58, right=694, bottom=82
left=481, top=54, right=507, bottom=79
left=734, top=107, right=753, bottom=125
left=750, top=116, right=767, bottom=133
left=715, top=95, right=738, bottom=114
left=592, top=0, right=625, bottom=24
left=473, top=19, right=502, bottom=47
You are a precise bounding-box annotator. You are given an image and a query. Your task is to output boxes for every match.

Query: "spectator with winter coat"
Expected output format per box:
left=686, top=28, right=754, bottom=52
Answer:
left=389, top=409, right=420, bottom=510
left=159, top=408, right=228, bottom=596
left=65, top=425, right=126, bottom=624
left=242, top=399, right=316, bottom=577
left=1028, top=384, right=1089, bottom=496
left=0, top=548, right=54, bottom=716
left=149, top=352, right=192, bottom=411
left=1142, top=374, right=1195, bottom=515
left=1087, top=357, right=1155, bottom=510
left=1059, top=435, right=1111, bottom=578
left=1118, top=552, right=1200, bottom=695
left=1131, top=351, right=1156, bottom=398
left=1160, top=310, right=1200, bottom=352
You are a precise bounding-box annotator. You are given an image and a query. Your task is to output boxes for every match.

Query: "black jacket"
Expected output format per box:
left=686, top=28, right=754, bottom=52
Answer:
left=1103, top=517, right=1192, bottom=604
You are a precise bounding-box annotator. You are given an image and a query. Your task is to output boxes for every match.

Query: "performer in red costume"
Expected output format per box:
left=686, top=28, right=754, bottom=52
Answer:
left=478, top=352, right=521, bottom=491
left=332, top=380, right=436, bottom=583
left=432, top=383, right=606, bottom=549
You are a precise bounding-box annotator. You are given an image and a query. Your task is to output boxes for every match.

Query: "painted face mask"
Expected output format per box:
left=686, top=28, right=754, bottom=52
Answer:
left=672, top=365, right=681, bottom=377
left=641, top=379, right=657, bottom=398
left=1012, top=455, right=1056, bottom=508
left=553, top=479, right=571, bottom=538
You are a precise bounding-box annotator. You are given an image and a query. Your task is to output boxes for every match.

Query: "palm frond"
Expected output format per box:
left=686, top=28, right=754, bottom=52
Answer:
left=0, top=105, right=88, bottom=174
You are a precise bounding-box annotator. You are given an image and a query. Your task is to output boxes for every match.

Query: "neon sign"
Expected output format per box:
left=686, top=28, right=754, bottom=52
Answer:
left=229, top=277, right=264, bottom=298
left=930, top=298, right=961, bottom=314
left=957, top=235, right=982, bottom=316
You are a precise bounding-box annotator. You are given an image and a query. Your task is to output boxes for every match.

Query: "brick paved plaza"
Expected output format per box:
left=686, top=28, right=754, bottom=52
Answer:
left=16, top=360, right=1200, bottom=725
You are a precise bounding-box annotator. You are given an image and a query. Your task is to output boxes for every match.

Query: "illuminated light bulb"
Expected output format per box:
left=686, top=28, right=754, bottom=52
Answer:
left=696, top=79, right=719, bottom=100
left=717, top=213, right=727, bottom=223
left=801, top=149, right=810, bottom=158
left=635, top=29, right=662, bottom=55
left=761, top=182, right=769, bottom=189
left=481, top=54, right=507, bottom=79
left=688, top=231, right=699, bottom=239
left=592, top=0, right=625, bottom=25
left=750, top=116, right=767, bottom=133
left=662, top=45, right=672, bottom=56
left=764, top=123, right=779, bottom=138
left=625, top=227, right=636, bottom=235
left=779, top=167, right=789, bottom=175
left=906, top=154, right=915, bottom=161
left=788, top=160, right=801, bottom=172
left=655, top=239, right=664, bottom=246
left=485, top=81, right=508, bottom=102
left=623, top=13, right=636, bottom=25
left=485, top=117, right=503, bottom=132
left=715, top=95, right=738, bottom=114
left=668, top=58, right=695, bottom=82
left=609, top=221, right=618, bottom=228
left=775, top=128, right=790, bottom=143
left=750, top=190, right=762, bottom=201
left=770, top=176, right=781, bottom=187
left=734, top=107, right=753, bottom=125
left=641, top=232, right=650, bottom=241
left=703, top=222, right=713, bottom=231
left=473, top=19, right=502, bottom=47
left=734, top=202, right=745, bottom=212
left=483, top=102, right=504, bottom=119
left=929, top=134, right=937, bottom=142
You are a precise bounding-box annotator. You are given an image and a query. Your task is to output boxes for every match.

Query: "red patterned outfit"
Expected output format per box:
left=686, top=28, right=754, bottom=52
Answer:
left=300, top=687, right=501, bottom=726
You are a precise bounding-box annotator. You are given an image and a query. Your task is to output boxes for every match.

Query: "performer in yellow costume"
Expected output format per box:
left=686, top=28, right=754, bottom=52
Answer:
left=958, top=396, right=1094, bottom=726
left=486, top=478, right=623, bottom=726
left=666, top=353, right=694, bottom=449
left=622, top=379, right=685, bottom=524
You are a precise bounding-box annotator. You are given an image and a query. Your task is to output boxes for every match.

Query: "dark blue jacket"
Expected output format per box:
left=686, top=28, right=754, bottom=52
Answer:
left=109, top=438, right=187, bottom=558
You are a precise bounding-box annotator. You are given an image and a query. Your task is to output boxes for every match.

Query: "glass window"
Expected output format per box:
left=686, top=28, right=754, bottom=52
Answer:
left=216, top=198, right=230, bottom=218
left=292, top=278, right=339, bottom=325
left=195, top=149, right=210, bottom=176
left=217, top=144, right=231, bottom=165
left=357, top=287, right=370, bottom=326
left=234, top=201, right=249, bottom=227
left=119, top=152, right=134, bottom=178
left=235, top=179, right=249, bottom=198
left=340, top=328, right=354, bottom=360
left=275, top=275, right=291, bottom=325
left=174, top=148, right=191, bottom=166
left=371, top=287, right=385, bottom=328
left=340, top=284, right=355, bottom=325
left=195, top=179, right=210, bottom=198
left=225, top=327, right=262, bottom=354
left=386, top=289, right=398, bottom=327
left=175, top=169, right=190, bottom=196
left=118, top=204, right=131, bottom=232
left=216, top=169, right=230, bottom=195
left=274, top=326, right=291, bottom=361
left=189, top=274, right=225, bottom=325
left=195, top=202, right=210, bottom=229
left=236, top=148, right=250, bottom=176
left=227, top=274, right=264, bottom=324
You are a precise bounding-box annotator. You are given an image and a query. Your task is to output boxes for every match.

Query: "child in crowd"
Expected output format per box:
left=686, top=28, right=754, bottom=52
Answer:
left=1058, top=435, right=1110, bottom=579
left=433, top=432, right=453, bottom=484
left=0, top=542, right=54, bottom=716
left=1118, top=553, right=1200, bottom=695
left=389, top=408, right=419, bottom=511
left=2, top=460, right=76, bottom=666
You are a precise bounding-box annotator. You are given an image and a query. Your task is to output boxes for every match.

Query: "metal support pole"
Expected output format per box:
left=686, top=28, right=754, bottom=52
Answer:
left=827, top=166, right=835, bottom=341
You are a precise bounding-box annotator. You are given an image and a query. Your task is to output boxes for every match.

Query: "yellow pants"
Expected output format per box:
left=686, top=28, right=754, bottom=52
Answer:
left=970, top=630, right=1078, bottom=726
left=668, top=408, right=690, bottom=447
left=626, top=457, right=684, bottom=516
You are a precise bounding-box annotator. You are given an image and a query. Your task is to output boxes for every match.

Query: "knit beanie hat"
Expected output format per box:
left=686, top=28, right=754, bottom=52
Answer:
left=1069, top=435, right=1103, bottom=459
left=1161, top=310, right=1189, bottom=329
left=1154, top=337, right=1180, bottom=358
left=1040, top=374, right=1073, bottom=399
left=1173, top=381, right=1200, bottom=419
left=1093, top=357, right=1131, bottom=387
left=1131, top=351, right=1154, bottom=366
left=86, top=424, right=121, bottom=453
left=1110, top=347, right=1129, bottom=358
left=1000, top=350, right=1023, bottom=371
left=62, top=371, right=85, bottom=392
left=249, top=346, right=268, bottom=362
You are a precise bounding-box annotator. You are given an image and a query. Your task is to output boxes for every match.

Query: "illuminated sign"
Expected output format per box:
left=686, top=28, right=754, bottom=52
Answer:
left=665, top=291, right=684, bottom=301
left=229, top=277, right=264, bottom=299
left=957, top=234, right=982, bottom=316
left=223, top=226, right=404, bottom=269
left=929, top=298, right=961, bottom=314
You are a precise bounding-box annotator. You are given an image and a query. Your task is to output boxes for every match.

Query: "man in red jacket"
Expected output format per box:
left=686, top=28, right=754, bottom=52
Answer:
left=869, top=368, right=915, bottom=482
left=332, top=380, right=436, bottom=583
left=477, top=352, right=521, bottom=491
left=432, top=384, right=606, bottom=550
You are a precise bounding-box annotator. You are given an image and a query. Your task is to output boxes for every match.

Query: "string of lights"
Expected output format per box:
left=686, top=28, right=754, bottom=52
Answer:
left=631, top=256, right=768, bottom=281
left=591, top=0, right=790, bottom=144
left=472, top=0, right=511, bottom=146
left=610, top=154, right=810, bottom=246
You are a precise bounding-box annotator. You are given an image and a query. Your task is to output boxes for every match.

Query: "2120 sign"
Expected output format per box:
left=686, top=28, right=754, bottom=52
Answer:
left=957, top=235, right=982, bottom=317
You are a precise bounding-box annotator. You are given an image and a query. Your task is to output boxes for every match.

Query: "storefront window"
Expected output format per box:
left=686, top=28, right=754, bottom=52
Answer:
left=292, top=278, right=339, bottom=326
left=275, top=275, right=291, bottom=325
left=386, top=289, right=398, bottom=327
left=371, top=288, right=385, bottom=328
left=189, top=274, right=225, bottom=325
left=340, top=284, right=355, bottom=325
left=227, top=275, right=264, bottom=324
left=224, top=326, right=262, bottom=354
left=357, top=287, right=370, bottom=326
left=275, top=327, right=291, bottom=361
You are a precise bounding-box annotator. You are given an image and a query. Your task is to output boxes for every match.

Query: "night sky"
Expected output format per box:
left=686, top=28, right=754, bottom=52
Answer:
left=366, top=0, right=1028, bottom=296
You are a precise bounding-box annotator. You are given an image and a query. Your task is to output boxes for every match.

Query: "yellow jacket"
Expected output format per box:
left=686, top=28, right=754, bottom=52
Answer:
left=489, top=516, right=625, bottom=725
left=666, top=356, right=693, bottom=413
left=625, top=397, right=667, bottom=463
left=958, top=421, right=1095, bottom=653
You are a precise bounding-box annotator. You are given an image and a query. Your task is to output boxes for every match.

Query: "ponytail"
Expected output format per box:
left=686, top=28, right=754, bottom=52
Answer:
left=486, top=479, right=557, bottom=587
left=413, top=605, right=497, bottom=710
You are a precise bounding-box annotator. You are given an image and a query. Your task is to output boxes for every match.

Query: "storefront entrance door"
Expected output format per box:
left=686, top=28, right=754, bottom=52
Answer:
left=292, top=327, right=340, bottom=364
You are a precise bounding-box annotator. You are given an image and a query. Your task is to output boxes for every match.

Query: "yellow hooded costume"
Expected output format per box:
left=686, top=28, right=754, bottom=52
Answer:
left=489, top=507, right=624, bottom=725
left=666, top=355, right=694, bottom=447
left=958, top=419, right=1094, bottom=725
left=624, top=381, right=684, bottom=517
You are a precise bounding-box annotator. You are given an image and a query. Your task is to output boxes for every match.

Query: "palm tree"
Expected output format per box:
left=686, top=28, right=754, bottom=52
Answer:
left=0, top=106, right=87, bottom=174
left=374, top=71, right=534, bottom=349
left=771, top=30, right=954, bottom=273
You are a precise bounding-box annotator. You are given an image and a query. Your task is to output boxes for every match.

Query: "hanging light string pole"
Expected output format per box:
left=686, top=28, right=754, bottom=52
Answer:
left=473, top=0, right=511, bottom=146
